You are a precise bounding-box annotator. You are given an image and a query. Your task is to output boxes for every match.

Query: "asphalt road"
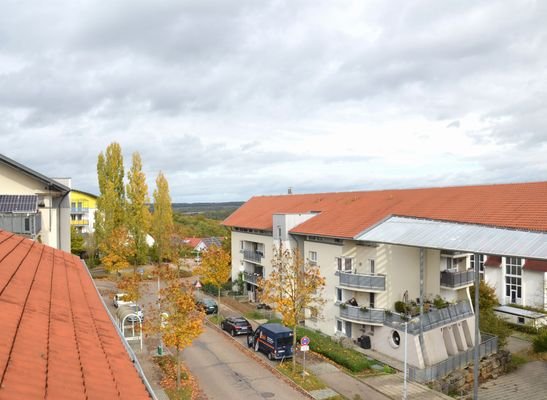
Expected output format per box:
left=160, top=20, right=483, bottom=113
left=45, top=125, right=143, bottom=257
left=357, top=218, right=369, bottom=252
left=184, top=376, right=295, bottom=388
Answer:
left=183, top=326, right=308, bottom=400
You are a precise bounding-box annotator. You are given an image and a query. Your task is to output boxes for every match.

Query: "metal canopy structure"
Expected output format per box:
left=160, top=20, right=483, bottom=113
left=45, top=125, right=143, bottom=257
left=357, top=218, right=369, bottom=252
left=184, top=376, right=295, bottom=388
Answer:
left=355, top=216, right=547, bottom=260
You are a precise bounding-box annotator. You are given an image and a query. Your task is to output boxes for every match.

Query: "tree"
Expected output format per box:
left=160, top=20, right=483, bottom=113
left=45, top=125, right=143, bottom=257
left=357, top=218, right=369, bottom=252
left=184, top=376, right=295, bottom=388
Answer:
left=148, top=267, right=204, bottom=389
left=126, top=152, right=151, bottom=268
left=471, top=280, right=511, bottom=348
left=259, top=247, right=326, bottom=371
left=151, top=171, right=174, bottom=263
left=117, top=272, right=142, bottom=304
left=194, top=245, right=231, bottom=314
left=95, top=142, right=126, bottom=250
left=70, top=226, right=85, bottom=256
left=100, top=227, right=133, bottom=278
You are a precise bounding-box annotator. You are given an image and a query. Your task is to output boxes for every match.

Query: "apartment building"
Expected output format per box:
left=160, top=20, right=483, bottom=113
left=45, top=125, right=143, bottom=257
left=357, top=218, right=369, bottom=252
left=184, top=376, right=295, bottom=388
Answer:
left=0, top=154, right=71, bottom=251
left=224, top=182, right=547, bottom=369
left=70, top=189, right=98, bottom=233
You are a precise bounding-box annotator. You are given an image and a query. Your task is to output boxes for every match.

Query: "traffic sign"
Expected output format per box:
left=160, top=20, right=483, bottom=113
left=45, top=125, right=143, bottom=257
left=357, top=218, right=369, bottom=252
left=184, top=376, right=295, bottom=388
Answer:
left=195, top=281, right=202, bottom=289
left=301, top=336, right=310, bottom=346
left=300, top=345, right=309, bottom=352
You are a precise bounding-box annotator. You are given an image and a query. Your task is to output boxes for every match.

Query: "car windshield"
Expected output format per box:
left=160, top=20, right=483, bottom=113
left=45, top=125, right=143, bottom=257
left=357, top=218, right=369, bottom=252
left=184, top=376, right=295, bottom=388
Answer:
left=203, top=299, right=216, bottom=306
left=235, top=320, right=249, bottom=326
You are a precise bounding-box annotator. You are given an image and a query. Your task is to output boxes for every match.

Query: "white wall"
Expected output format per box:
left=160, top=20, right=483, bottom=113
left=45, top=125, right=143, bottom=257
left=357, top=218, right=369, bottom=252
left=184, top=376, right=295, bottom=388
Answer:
left=524, top=270, right=545, bottom=308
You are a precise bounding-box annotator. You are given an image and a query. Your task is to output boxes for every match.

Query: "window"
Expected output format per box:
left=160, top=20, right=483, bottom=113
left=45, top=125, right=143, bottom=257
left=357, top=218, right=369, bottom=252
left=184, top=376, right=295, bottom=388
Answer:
left=505, top=257, right=522, bottom=303
left=24, top=218, right=30, bottom=231
left=336, top=257, right=353, bottom=272
left=470, top=254, right=485, bottom=279
left=518, top=317, right=525, bottom=324
left=369, top=259, right=375, bottom=274
left=71, top=202, right=76, bottom=210
left=336, top=319, right=343, bottom=332
left=344, top=258, right=353, bottom=272
left=369, top=293, right=375, bottom=309
left=336, top=288, right=342, bottom=302
left=309, top=251, right=317, bottom=264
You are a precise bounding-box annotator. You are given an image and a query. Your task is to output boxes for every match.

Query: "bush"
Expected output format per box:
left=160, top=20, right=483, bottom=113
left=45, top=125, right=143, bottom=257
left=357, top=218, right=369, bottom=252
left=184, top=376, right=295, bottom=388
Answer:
left=296, top=327, right=371, bottom=372
left=533, top=329, right=547, bottom=353
left=480, top=311, right=511, bottom=348
left=433, top=295, right=448, bottom=309
left=394, top=301, right=406, bottom=314
left=507, top=322, right=541, bottom=335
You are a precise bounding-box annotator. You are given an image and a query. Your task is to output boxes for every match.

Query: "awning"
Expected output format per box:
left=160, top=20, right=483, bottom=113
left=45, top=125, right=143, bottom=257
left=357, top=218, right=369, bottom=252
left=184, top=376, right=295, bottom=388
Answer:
left=355, top=216, right=547, bottom=260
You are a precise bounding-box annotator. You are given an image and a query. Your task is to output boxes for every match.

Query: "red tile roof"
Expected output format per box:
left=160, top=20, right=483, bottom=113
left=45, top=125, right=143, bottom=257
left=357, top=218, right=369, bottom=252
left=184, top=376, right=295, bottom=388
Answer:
left=223, top=182, right=547, bottom=238
left=0, top=230, right=151, bottom=400
left=524, top=259, right=547, bottom=272
left=184, top=237, right=203, bottom=248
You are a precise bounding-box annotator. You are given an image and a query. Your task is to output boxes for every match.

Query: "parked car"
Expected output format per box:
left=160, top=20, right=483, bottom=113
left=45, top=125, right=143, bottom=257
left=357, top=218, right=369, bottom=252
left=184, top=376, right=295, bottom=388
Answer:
left=126, top=303, right=144, bottom=322
left=247, top=323, right=294, bottom=360
left=113, top=293, right=131, bottom=308
left=196, top=298, right=218, bottom=314
left=221, top=316, right=253, bottom=336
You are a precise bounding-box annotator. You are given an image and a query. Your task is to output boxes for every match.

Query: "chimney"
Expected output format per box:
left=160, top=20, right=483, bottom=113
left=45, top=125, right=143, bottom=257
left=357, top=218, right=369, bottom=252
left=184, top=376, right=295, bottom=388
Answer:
left=288, top=187, right=292, bottom=195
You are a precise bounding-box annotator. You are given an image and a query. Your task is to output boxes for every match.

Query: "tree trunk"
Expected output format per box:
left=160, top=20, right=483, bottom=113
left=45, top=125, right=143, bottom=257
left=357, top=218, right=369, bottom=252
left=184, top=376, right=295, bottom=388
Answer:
left=176, top=347, right=181, bottom=389
left=292, top=325, right=297, bottom=372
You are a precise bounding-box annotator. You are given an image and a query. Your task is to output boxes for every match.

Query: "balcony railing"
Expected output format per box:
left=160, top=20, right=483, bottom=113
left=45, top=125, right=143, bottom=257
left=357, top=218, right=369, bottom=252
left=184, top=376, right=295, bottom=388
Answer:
left=70, top=207, right=89, bottom=214
left=338, top=271, right=386, bottom=291
left=339, top=304, right=385, bottom=324
left=338, top=300, right=473, bottom=333
left=384, top=300, right=474, bottom=335
left=242, top=271, right=263, bottom=286
left=0, top=213, right=41, bottom=237
left=242, top=250, right=264, bottom=263
left=71, top=219, right=90, bottom=226
left=440, top=270, right=475, bottom=288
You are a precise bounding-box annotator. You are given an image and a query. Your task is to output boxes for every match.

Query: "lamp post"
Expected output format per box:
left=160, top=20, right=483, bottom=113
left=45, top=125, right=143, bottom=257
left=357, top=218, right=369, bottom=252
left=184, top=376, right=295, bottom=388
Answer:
left=403, top=318, right=408, bottom=400
left=157, top=267, right=163, bottom=356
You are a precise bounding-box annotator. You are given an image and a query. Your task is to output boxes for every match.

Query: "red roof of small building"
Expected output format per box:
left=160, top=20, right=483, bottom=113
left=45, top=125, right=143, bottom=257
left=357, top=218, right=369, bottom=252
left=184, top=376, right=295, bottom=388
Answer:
left=524, top=259, right=547, bottom=272
left=223, top=182, right=547, bottom=237
left=184, top=237, right=203, bottom=248
left=0, top=230, right=151, bottom=399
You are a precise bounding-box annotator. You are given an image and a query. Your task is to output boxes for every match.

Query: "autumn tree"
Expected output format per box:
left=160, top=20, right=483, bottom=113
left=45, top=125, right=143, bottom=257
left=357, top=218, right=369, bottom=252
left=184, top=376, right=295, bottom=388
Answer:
left=195, top=245, right=231, bottom=314
left=126, top=152, right=151, bottom=268
left=100, top=227, right=133, bottom=277
left=151, top=171, right=174, bottom=263
left=148, top=267, right=204, bottom=389
left=95, top=142, right=126, bottom=252
left=70, top=226, right=85, bottom=256
left=259, top=247, right=326, bottom=371
left=117, top=272, right=142, bottom=304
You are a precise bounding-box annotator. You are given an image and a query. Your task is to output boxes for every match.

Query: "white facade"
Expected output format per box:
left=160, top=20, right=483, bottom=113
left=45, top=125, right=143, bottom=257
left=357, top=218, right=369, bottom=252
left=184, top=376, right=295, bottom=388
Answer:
left=0, top=158, right=71, bottom=252
left=230, top=222, right=477, bottom=368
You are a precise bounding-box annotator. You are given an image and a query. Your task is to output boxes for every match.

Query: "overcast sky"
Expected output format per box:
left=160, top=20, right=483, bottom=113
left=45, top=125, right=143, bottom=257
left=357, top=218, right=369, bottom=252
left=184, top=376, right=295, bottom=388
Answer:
left=1, top=1, right=546, bottom=202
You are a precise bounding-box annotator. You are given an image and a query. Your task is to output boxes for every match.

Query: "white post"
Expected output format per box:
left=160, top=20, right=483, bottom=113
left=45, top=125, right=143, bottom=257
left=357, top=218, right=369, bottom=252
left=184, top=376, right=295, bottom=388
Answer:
left=158, top=272, right=163, bottom=355
left=403, top=320, right=408, bottom=400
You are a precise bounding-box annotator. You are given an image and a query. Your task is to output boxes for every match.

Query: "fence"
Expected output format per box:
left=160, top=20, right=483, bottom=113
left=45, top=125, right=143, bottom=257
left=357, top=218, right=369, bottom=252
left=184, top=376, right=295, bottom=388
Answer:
left=408, top=334, right=498, bottom=383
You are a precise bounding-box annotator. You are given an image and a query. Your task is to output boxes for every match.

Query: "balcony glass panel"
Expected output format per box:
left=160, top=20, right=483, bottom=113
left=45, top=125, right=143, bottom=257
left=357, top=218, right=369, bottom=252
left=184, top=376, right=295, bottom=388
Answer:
left=338, top=271, right=386, bottom=291
left=440, top=270, right=475, bottom=288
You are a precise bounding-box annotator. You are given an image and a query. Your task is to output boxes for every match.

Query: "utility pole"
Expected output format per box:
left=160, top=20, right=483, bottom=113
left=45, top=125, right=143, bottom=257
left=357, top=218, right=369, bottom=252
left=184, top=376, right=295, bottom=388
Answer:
left=473, top=253, right=480, bottom=399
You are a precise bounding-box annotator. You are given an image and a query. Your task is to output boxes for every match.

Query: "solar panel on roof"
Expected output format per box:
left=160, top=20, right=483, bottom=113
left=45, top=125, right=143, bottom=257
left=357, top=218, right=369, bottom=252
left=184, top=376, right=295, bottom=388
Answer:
left=0, top=195, right=38, bottom=213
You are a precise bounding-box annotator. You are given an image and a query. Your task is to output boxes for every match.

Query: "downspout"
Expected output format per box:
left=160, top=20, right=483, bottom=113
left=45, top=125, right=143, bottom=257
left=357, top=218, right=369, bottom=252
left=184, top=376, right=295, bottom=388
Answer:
left=57, top=189, right=70, bottom=251
left=419, top=248, right=425, bottom=357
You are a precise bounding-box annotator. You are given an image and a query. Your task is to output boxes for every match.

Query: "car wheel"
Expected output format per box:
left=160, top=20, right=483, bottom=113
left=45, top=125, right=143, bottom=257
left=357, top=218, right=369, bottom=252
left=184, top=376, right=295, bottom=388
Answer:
left=268, top=351, right=273, bottom=361
left=247, top=335, right=253, bottom=347
left=254, top=339, right=260, bottom=352
left=230, top=329, right=235, bottom=337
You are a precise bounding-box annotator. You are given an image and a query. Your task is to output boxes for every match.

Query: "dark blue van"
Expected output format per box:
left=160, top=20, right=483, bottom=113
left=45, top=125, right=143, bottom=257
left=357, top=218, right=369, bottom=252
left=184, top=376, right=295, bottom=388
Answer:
left=247, top=323, right=294, bottom=360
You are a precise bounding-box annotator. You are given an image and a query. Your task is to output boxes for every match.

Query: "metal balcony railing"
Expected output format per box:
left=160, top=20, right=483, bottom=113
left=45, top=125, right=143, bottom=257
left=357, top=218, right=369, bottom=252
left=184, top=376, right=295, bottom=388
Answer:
left=242, top=271, right=263, bottom=286
left=70, top=207, right=89, bottom=214
left=339, top=304, right=386, bottom=324
left=338, top=271, right=386, bottom=291
left=242, top=250, right=264, bottom=263
left=0, top=213, right=41, bottom=237
left=440, top=270, right=475, bottom=288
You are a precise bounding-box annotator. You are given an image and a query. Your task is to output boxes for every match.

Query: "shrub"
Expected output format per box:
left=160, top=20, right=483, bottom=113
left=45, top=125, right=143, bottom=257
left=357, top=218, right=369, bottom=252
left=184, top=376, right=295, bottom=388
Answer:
left=296, top=327, right=371, bottom=372
left=533, top=329, right=547, bottom=353
left=394, top=301, right=406, bottom=314
left=480, top=311, right=511, bottom=348
left=470, top=281, right=499, bottom=312
left=506, top=322, right=540, bottom=335
left=433, top=295, right=448, bottom=309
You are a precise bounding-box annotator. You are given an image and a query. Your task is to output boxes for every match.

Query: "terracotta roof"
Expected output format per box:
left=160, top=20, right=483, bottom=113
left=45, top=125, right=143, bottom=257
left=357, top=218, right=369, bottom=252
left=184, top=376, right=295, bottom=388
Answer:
left=223, top=182, right=547, bottom=238
left=524, top=259, right=547, bottom=272
left=184, top=237, right=203, bottom=248
left=0, top=230, right=150, bottom=399
left=484, top=256, right=502, bottom=267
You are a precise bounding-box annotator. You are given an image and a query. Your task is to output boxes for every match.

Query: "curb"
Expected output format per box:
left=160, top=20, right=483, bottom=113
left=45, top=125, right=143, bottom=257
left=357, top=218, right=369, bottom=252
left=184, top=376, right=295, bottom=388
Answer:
left=205, top=319, right=315, bottom=399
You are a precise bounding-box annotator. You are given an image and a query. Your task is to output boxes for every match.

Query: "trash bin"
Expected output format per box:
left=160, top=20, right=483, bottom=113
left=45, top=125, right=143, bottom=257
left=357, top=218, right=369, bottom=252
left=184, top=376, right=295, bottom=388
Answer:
left=157, top=345, right=163, bottom=356
left=358, top=335, right=371, bottom=349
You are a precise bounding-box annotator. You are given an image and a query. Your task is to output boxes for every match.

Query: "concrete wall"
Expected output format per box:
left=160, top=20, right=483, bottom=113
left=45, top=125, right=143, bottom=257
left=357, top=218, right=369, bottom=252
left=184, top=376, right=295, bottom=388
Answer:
left=523, top=270, right=545, bottom=308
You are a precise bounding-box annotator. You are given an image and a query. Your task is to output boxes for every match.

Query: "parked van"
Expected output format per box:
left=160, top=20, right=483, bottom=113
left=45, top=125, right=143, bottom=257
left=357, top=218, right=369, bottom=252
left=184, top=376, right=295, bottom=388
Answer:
left=247, top=323, right=294, bottom=360
left=113, top=293, right=132, bottom=308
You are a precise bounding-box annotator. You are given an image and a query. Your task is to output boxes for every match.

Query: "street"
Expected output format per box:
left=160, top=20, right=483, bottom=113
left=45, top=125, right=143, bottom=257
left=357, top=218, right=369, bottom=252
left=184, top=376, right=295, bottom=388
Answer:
left=184, top=326, right=308, bottom=400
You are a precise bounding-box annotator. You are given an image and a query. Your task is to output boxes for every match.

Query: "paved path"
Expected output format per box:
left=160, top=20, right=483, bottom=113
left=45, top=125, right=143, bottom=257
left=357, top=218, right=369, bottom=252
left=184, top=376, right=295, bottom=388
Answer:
left=478, top=361, right=547, bottom=400
left=364, top=374, right=452, bottom=400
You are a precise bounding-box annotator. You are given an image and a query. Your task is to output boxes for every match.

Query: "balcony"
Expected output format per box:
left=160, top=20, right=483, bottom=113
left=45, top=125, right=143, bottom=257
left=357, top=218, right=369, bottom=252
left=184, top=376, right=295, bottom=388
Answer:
left=338, top=271, right=386, bottom=291
left=440, top=270, right=475, bottom=289
left=70, top=207, right=89, bottom=214
left=0, top=213, right=41, bottom=237
left=242, top=250, right=264, bottom=264
left=339, top=304, right=385, bottom=324
left=71, top=219, right=90, bottom=226
left=242, top=271, right=263, bottom=286
left=384, top=300, right=474, bottom=335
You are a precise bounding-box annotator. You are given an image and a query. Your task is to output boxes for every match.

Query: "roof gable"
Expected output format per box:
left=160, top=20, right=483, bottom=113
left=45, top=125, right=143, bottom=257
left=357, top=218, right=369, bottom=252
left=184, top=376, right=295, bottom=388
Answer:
left=0, top=230, right=150, bottom=399
left=0, top=154, right=70, bottom=193
left=223, top=182, right=547, bottom=237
